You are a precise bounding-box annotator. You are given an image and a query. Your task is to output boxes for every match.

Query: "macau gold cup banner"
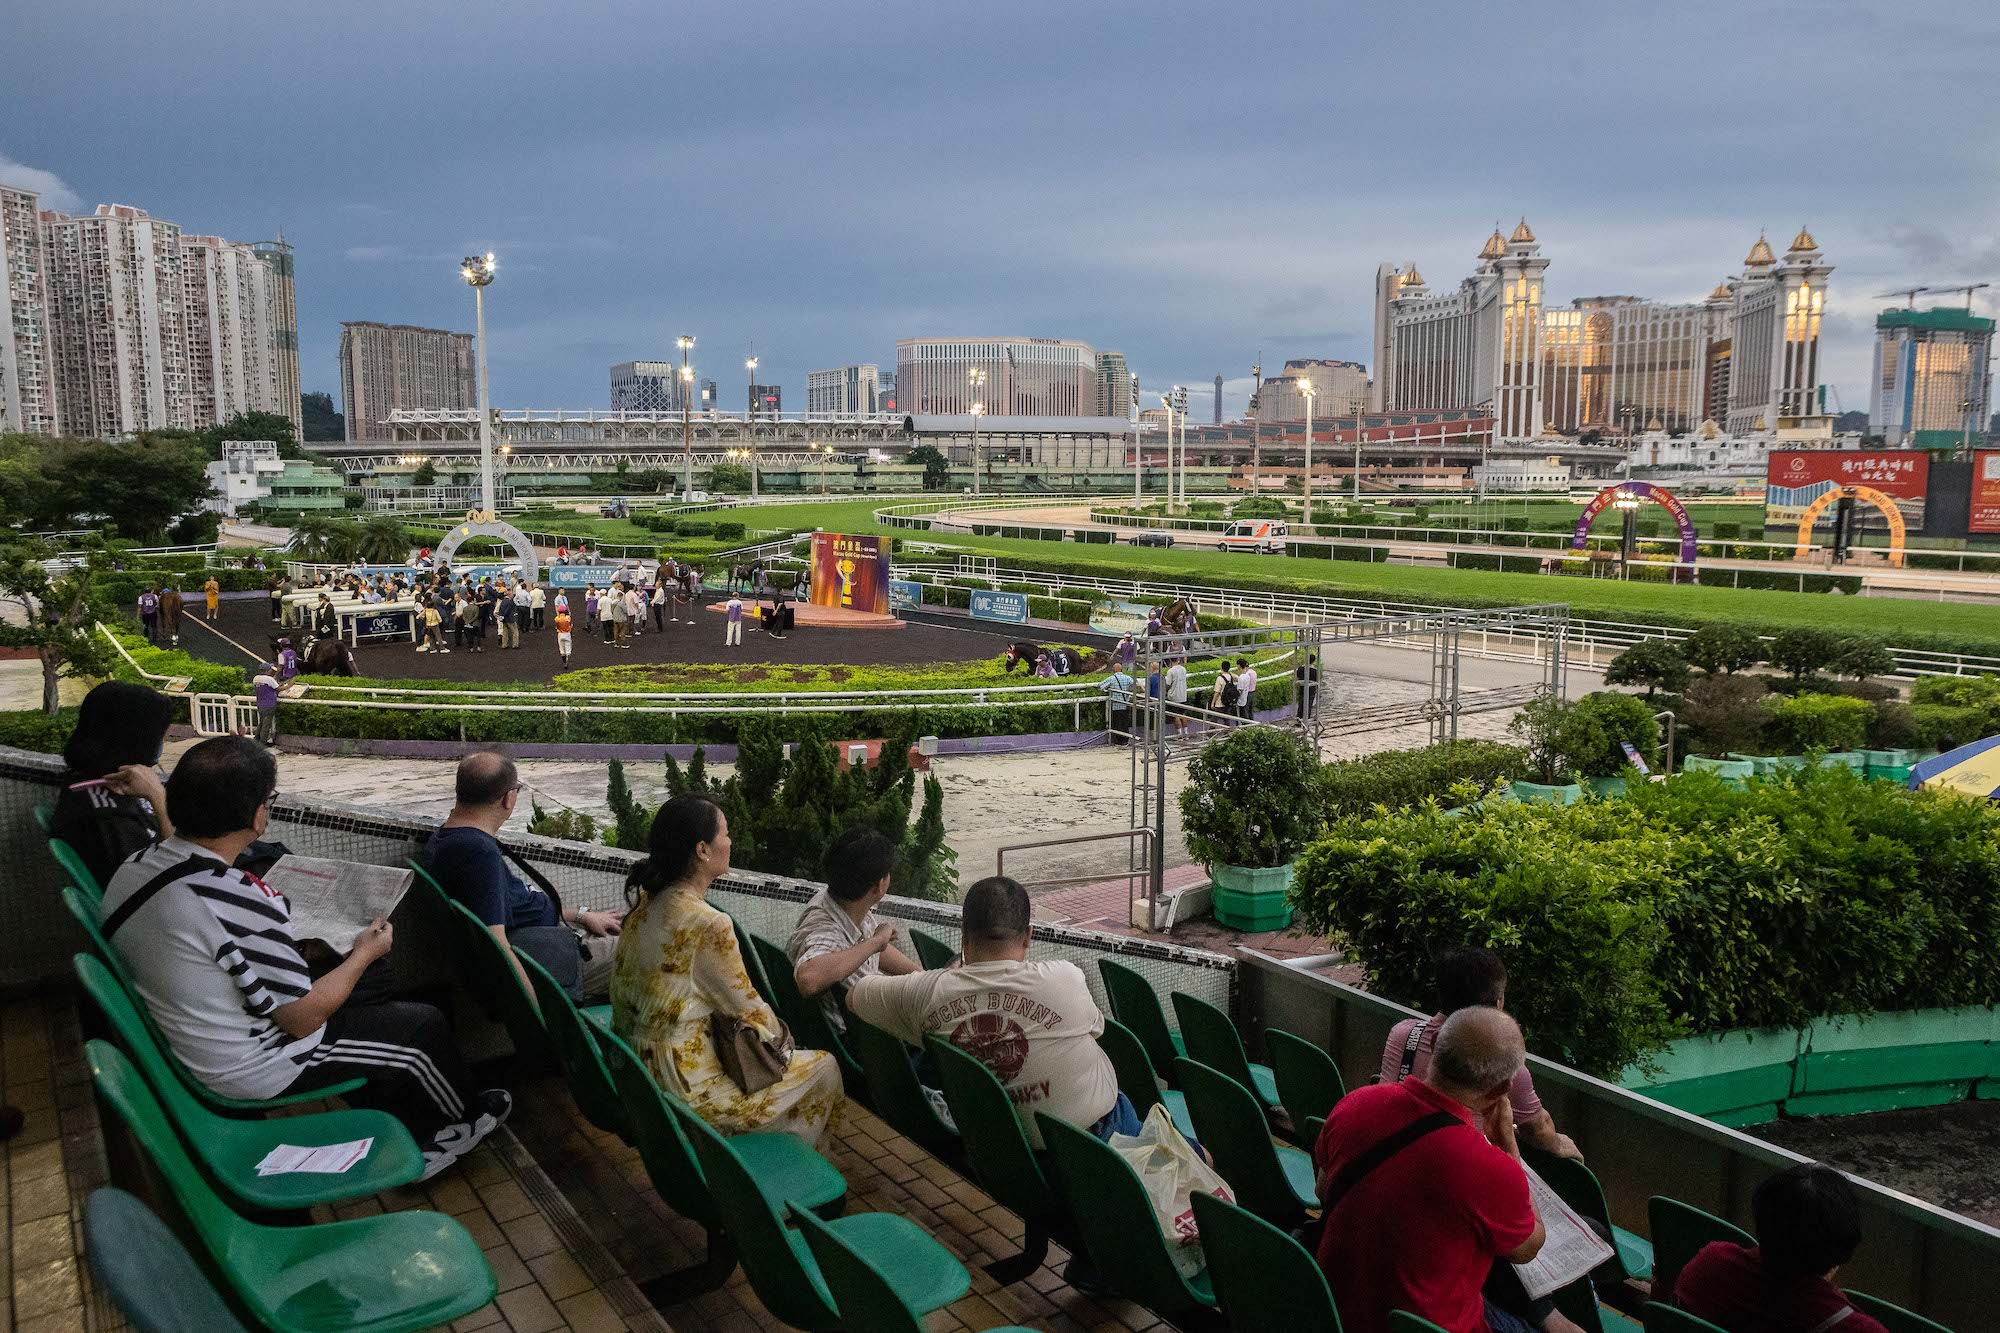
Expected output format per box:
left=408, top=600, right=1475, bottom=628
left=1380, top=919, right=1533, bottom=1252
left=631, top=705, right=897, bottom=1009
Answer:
left=809, top=533, right=892, bottom=615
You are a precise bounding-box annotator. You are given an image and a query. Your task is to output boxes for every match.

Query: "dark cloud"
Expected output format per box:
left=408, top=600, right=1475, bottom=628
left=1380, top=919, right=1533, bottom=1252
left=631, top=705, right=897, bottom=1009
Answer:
left=6, top=0, right=1998, bottom=414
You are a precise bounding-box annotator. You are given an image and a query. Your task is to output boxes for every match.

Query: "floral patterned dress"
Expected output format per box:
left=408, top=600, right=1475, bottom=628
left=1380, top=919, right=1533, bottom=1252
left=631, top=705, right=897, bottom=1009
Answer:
left=611, top=888, right=843, bottom=1145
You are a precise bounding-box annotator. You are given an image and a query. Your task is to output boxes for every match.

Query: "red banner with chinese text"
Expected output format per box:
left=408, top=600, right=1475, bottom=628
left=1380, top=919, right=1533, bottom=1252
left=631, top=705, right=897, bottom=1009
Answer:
left=1764, top=451, right=1928, bottom=529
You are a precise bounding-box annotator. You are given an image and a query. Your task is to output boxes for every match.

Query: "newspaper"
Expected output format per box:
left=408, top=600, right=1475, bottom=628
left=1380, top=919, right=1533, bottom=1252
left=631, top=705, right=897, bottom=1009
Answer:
left=255, top=1138, right=374, bottom=1176
left=261, top=856, right=412, bottom=955
left=1511, top=1165, right=1616, bottom=1299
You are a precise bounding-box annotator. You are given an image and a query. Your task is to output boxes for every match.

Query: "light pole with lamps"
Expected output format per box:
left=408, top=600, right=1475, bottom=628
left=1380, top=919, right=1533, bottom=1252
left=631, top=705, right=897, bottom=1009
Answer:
left=967, top=368, right=986, bottom=497
left=1297, top=378, right=1316, bottom=525
left=728, top=448, right=760, bottom=499
left=811, top=441, right=831, bottom=494
left=1615, top=489, right=1642, bottom=576
left=459, top=253, right=497, bottom=515
left=746, top=357, right=759, bottom=422
left=676, top=334, right=696, bottom=500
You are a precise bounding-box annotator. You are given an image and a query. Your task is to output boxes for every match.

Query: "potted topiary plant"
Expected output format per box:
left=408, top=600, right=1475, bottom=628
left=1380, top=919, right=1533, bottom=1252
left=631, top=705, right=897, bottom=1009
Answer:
left=1178, top=727, right=1322, bottom=931
left=1506, top=696, right=1586, bottom=804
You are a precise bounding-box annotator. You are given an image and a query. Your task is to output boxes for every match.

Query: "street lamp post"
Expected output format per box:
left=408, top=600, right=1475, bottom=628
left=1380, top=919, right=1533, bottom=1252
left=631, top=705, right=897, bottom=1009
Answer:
left=459, top=253, right=497, bottom=515
left=1298, top=378, right=1316, bottom=526
left=677, top=334, right=696, bottom=500
left=1615, top=490, right=1642, bottom=576
left=967, top=368, right=986, bottom=497
left=1352, top=411, right=1363, bottom=507
left=728, top=448, right=760, bottom=499
left=1130, top=373, right=1142, bottom=505
left=812, top=441, right=830, bottom=494
left=747, top=357, right=759, bottom=422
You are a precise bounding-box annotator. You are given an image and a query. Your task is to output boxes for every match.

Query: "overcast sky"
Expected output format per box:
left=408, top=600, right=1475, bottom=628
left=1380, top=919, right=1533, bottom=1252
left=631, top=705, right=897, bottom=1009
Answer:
left=6, top=0, right=1999, bottom=422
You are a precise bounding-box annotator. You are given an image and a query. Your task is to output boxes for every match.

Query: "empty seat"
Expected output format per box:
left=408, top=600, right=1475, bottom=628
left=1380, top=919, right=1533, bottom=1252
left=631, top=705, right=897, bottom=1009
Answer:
left=1266, top=1027, right=1347, bottom=1130
left=87, top=1039, right=496, bottom=1333
left=74, top=954, right=422, bottom=1211
left=1641, top=1305, right=1730, bottom=1333
left=846, top=1013, right=959, bottom=1160
left=793, top=1206, right=1040, bottom=1333
left=1191, top=1189, right=1345, bottom=1331
left=1174, top=1057, right=1315, bottom=1228
left=1844, top=1288, right=1953, bottom=1333
left=1099, top=958, right=1185, bottom=1084
left=676, top=1095, right=967, bottom=1332
left=512, top=947, right=628, bottom=1138
left=84, top=1187, right=250, bottom=1333
left=1173, top=989, right=1281, bottom=1114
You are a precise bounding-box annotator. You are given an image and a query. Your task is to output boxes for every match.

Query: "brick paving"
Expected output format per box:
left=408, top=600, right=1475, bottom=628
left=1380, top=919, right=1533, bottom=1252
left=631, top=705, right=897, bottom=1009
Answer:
left=16, top=982, right=1189, bottom=1333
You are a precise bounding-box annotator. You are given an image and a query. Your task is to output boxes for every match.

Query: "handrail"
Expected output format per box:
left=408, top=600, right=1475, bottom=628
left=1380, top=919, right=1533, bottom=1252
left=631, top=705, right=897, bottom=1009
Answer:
left=997, top=827, right=1159, bottom=930
left=94, top=622, right=186, bottom=689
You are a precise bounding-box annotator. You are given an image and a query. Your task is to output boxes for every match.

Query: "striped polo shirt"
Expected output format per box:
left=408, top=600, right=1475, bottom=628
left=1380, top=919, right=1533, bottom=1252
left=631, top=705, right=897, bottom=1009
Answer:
left=98, top=837, right=323, bottom=1099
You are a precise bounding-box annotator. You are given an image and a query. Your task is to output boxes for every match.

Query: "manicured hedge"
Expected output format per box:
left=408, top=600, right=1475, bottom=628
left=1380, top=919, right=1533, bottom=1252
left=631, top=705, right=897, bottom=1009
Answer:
left=0, top=707, right=76, bottom=754
left=1295, top=765, right=2000, bottom=1076
left=1315, top=740, right=1528, bottom=818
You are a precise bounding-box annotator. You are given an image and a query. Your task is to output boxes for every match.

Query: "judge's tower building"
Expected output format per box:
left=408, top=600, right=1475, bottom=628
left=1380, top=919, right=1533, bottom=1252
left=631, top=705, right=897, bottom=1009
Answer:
left=1372, top=221, right=1833, bottom=442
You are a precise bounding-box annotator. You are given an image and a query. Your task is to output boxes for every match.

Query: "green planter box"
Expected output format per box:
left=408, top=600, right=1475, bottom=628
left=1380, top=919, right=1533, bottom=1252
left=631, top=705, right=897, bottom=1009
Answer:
left=1867, top=763, right=1914, bottom=784
left=1861, top=749, right=1923, bottom=768
left=1508, top=781, right=1584, bottom=805
left=1582, top=776, right=1627, bottom=798
left=1787, top=1007, right=1995, bottom=1116
left=1732, top=753, right=1808, bottom=778
left=1620, top=1027, right=1801, bottom=1127
left=1821, top=751, right=1869, bottom=772
left=1209, top=862, right=1295, bottom=932
left=1682, top=756, right=1754, bottom=786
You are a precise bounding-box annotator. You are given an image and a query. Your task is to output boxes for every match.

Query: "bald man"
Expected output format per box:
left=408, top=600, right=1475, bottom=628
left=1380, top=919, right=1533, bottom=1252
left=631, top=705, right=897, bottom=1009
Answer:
left=421, top=753, right=624, bottom=1004
left=1313, top=1007, right=1582, bottom=1333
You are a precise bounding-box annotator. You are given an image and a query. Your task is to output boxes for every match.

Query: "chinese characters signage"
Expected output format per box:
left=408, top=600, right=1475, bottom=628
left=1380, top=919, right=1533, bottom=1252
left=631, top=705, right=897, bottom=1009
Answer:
left=809, top=533, right=891, bottom=616
left=1970, top=452, right=2000, bottom=534
left=1764, top=451, right=1929, bottom=529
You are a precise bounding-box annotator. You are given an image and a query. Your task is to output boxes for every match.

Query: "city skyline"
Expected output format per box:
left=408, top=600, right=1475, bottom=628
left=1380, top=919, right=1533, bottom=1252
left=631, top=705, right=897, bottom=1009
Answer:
left=5, top=1, right=1999, bottom=428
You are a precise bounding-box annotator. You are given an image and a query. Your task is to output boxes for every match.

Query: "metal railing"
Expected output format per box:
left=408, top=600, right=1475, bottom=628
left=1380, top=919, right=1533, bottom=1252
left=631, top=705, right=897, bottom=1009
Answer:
left=997, top=828, right=1159, bottom=931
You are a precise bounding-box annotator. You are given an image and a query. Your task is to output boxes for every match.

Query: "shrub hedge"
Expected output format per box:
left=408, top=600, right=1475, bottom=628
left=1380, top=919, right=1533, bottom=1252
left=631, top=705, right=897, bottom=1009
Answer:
left=1314, top=740, right=1527, bottom=818
left=1766, top=693, right=1872, bottom=751
left=1293, top=765, right=2000, bottom=1076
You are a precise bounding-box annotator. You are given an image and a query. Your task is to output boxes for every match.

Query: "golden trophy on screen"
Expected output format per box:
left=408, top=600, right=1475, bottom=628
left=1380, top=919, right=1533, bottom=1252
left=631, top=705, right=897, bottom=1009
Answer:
left=836, top=556, right=857, bottom=607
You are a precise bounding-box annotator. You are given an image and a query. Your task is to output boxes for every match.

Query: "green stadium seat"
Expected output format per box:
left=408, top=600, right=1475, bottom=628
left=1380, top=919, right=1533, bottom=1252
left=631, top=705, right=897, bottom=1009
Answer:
left=923, top=1035, right=1074, bottom=1283
left=74, top=954, right=420, bottom=1211
left=48, top=834, right=103, bottom=903
left=676, top=1096, right=967, bottom=1332
left=745, top=930, right=866, bottom=1095
left=1037, top=1111, right=1218, bottom=1323
left=512, top=947, right=628, bottom=1138
left=1173, top=990, right=1282, bottom=1115
left=793, top=1205, right=1040, bottom=1333
left=910, top=926, right=957, bottom=972
left=431, top=883, right=556, bottom=1067
left=1097, top=1017, right=1197, bottom=1141
left=1302, top=1114, right=1325, bottom=1145
left=734, top=915, right=779, bottom=1009
left=87, top=1040, right=496, bottom=1333
left=1844, top=1289, right=1953, bottom=1333
left=1174, top=1057, right=1315, bottom=1227
left=1642, top=1304, right=1730, bottom=1333
left=1099, top=958, right=1186, bottom=1084
left=1267, top=1027, right=1347, bottom=1132
left=84, top=1188, right=251, bottom=1333
left=63, top=887, right=365, bottom=1113
left=1190, top=1189, right=1344, bottom=1331
left=845, top=1013, right=959, bottom=1161
left=594, top=1021, right=846, bottom=1301
left=1647, top=1196, right=1754, bottom=1308
left=1524, top=1147, right=1653, bottom=1282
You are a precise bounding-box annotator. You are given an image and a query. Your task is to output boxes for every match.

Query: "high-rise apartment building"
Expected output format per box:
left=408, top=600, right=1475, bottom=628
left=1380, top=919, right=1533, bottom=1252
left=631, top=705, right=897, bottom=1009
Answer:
left=2, top=190, right=293, bottom=440
left=252, top=237, right=302, bottom=439
left=1213, top=374, right=1224, bottom=424
left=1095, top=351, right=1132, bottom=419
left=896, top=337, right=1098, bottom=415
left=751, top=384, right=781, bottom=415
left=1373, top=221, right=1832, bottom=439
left=609, top=360, right=685, bottom=413
left=807, top=364, right=880, bottom=414
left=341, top=323, right=476, bottom=441
left=1256, top=358, right=1369, bottom=423
left=1870, top=306, right=1995, bottom=447
left=0, top=185, right=58, bottom=434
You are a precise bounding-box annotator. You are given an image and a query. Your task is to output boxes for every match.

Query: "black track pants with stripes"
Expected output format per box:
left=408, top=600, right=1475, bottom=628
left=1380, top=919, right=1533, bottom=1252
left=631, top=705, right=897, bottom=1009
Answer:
left=281, top=1000, right=481, bottom=1139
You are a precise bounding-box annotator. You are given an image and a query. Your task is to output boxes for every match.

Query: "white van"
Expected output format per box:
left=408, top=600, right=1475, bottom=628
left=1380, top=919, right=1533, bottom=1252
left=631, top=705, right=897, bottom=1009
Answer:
left=1217, top=519, right=1290, bottom=554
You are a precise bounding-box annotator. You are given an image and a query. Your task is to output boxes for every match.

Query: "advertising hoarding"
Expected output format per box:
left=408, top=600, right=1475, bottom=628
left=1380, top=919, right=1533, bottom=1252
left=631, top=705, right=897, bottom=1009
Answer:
left=1764, top=450, right=1928, bottom=530
left=809, top=533, right=891, bottom=615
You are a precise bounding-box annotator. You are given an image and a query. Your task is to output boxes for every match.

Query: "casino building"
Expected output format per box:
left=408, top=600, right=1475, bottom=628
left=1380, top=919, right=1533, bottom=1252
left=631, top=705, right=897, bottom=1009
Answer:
left=1372, top=221, right=1834, bottom=443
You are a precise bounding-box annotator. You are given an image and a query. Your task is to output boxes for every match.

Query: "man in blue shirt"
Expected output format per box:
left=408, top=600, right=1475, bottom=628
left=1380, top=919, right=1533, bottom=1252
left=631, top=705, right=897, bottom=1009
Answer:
left=423, top=753, right=623, bottom=1002
left=1102, top=665, right=1136, bottom=745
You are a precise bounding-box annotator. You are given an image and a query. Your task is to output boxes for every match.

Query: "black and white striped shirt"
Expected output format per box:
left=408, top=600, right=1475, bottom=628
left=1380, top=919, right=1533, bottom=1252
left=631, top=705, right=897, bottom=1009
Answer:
left=98, top=836, right=323, bottom=1099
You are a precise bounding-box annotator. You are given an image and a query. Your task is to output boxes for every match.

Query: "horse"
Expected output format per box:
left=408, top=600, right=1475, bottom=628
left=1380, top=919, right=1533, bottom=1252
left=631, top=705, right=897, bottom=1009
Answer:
left=1004, top=642, right=1088, bottom=676
left=304, top=638, right=359, bottom=677
left=1160, top=597, right=1199, bottom=636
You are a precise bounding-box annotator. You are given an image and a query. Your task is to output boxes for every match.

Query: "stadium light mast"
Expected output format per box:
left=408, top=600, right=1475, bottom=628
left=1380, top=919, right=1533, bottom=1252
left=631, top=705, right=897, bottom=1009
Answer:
left=968, top=367, right=987, bottom=498
left=677, top=334, right=696, bottom=500
left=459, top=253, right=497, bottom=515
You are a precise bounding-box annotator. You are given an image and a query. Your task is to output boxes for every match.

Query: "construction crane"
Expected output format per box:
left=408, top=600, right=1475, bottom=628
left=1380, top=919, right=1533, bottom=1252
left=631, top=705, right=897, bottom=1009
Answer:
left=1942, top=282, right=1991, bottom=310
left=1874, top=286, right=1931, bottom=308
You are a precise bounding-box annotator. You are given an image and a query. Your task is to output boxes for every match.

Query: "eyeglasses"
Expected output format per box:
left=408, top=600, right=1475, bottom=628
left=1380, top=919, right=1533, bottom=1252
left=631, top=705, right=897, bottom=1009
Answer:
left=264, top=789, right=282, bottom=807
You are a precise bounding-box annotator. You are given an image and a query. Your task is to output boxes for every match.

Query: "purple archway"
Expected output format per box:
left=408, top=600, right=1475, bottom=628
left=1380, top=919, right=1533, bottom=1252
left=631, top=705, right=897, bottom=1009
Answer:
left=1571, top=482, right=1697, bottom=581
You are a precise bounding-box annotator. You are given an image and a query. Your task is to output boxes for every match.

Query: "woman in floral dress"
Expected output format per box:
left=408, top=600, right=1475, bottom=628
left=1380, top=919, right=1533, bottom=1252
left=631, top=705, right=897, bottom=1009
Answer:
left=611, top=795, right=843, bottom=1145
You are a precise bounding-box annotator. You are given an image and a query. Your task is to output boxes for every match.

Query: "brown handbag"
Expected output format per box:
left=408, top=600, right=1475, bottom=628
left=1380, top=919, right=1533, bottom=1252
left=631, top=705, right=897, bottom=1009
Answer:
left=710, top=1012, right=795, bottom=1094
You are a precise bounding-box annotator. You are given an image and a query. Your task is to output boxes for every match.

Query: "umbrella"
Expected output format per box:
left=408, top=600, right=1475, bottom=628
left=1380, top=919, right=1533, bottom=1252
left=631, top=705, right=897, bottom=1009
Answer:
left=1906, top=735, right=2000, bottom=799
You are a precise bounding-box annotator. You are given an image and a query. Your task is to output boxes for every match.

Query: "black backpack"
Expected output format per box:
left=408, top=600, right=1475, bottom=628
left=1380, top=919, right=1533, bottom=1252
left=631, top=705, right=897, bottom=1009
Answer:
left=1221, top=676, right=1240, bottom=708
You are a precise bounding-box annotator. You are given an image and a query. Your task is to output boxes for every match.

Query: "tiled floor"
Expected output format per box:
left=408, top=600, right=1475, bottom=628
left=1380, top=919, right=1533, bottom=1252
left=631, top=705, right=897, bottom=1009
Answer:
left=14, top=986, right=1183, bottom=1333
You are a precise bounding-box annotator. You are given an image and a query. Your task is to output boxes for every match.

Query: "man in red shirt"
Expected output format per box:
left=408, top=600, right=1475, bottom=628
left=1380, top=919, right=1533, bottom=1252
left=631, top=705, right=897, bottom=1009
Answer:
left=1314, top=1006, right=1564, bottom=1333
left=1674, top=1163, right=1889, bottom=1333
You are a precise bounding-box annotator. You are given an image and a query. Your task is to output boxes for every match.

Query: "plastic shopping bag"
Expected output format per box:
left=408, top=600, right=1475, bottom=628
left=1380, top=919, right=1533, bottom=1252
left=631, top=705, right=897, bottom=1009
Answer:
left=1107, top=1103, right=1234, bottom=1279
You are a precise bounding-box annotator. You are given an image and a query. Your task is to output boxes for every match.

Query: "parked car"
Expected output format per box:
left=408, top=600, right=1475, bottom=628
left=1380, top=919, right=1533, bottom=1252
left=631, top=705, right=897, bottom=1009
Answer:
left=1217, top=519, right=1289, bottom=554
left=1132, top=530, right=1175, bottom=548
